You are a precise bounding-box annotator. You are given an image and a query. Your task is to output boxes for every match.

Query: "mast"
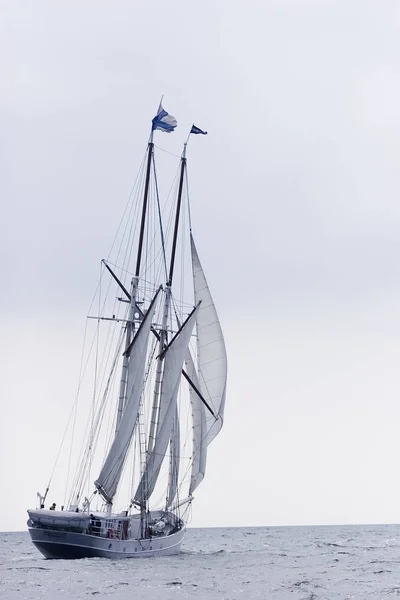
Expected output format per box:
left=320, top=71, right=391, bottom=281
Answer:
left=147, top=144, right=187, bottom=454
left=115, top=136, right=154, bottom=451
left=168, top=143, right=186, bottom=287
left=136, top=134, right=154, bottom=278
left=141, top=144, right=187, bottom=525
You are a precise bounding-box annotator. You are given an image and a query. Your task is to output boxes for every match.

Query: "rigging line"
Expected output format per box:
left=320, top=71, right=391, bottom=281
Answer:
left=153, top=144, right=181, bottom=159
left=139, top=155, right=180, bottom=290
left=177, top=383, right=200, bottom=489
left=138, top=179, right=172, bottom=286
left=61, top=151, right=147, bottom=480
left=94, top=268, right=135, bottom=410
left=101, top=347, right=121, bottom=460
left=96, top=328, right=124, bottom=472
left=85, top=284, right=129, bottom=435
left=95, top=310, right=127, bottom=417
left=111, top=149, right=147, bottom=277
left=71, top=342, right=110, bottom=496
left=179, top=181, right=187, bottom=328
left=107, top=149, right=147, bottom=261
left=69, top=326, right=124, bottom=504
left=71, top=336, right=123, bottom=506
left=82, top=150, right=147, bottom=323
left=47, top=317, right=96, bottom=493
left=65, top=327, right=103, bottom=497
left=129, top=427, right=140, bottom=508
left=115, top=152, right=146, bottom=292
left=153, top=156, right=168, bottom=282
left=100, top=260, right=136, bottom=278
left=185, top=167, right=193, bottom=233
left=148, top=166, right=181, bottom=290
left=88, top=263, right=102, bottom=496
left=143, top=173, right=153, bottom=304
left=90, top=260, right=129, bottom=398
left=62, top=315, right=90, bottom=504
left=72, top=263, right=113, bottom=407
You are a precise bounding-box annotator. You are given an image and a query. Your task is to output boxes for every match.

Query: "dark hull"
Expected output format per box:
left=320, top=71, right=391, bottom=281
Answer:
left=29, top=527, right=185, bottom=560
left=32, top=541, right=107, bottom=559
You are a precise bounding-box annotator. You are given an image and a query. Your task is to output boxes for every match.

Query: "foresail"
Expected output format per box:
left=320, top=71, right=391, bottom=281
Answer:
left=94, top=288, right=160, bottom=504
left=191, top=233, right=227, bottom=445
left=134, top=303, right=200, bottom=506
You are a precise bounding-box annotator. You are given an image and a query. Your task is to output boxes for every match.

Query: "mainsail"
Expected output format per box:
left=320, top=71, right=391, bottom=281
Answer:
left=188, top=234, right=227, bottom=494
left=94, top=288, right=161, bottom=504
left=134, top=303, right=200, bottom=505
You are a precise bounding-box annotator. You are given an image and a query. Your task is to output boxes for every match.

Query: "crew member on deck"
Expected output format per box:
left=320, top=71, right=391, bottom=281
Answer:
left=49, top=503, right=56, bottom=510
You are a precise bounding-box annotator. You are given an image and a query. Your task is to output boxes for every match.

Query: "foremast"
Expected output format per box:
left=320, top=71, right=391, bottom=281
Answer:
left=95, top=134, right=155, bottom=511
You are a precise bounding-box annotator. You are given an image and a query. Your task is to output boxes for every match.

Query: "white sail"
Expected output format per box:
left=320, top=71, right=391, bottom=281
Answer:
left=94, top=289, right=160, bottom=503
left=186, top=350, right=207, bottom=495
left=191, top=234, right=227, bottom=444
left=134, top=303, right=200, bottom=505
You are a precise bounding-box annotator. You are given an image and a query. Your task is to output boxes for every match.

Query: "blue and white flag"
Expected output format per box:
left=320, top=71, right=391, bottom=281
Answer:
left=152, top=103, right=177, bottom=133
left=190, top=124, right=207, bottom=135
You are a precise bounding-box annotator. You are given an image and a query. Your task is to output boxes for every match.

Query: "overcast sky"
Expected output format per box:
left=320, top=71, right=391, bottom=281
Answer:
left=3, top=0, right=400, bottom=532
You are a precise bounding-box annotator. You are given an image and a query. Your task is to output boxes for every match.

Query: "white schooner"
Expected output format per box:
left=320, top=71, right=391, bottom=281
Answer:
left=27, top=104, right=227, bottom=559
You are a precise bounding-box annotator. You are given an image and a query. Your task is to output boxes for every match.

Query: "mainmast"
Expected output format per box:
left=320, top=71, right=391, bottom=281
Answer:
left=147, top=144, right=187, bottom=455
left=168, top=143, right=186, bottom=287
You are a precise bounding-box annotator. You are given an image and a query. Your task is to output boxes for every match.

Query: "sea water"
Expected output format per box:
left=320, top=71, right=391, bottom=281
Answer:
left=2, top=525, right=400, bottom=599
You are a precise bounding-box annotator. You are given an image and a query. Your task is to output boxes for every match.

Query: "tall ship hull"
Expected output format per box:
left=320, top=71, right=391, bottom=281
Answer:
left=27, top=105, right=227, bottom=559
left=28, top=510, right=184, bottom=559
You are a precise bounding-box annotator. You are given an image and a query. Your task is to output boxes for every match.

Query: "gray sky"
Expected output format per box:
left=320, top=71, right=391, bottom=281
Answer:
left=3, top=0, right=400, bottom=531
